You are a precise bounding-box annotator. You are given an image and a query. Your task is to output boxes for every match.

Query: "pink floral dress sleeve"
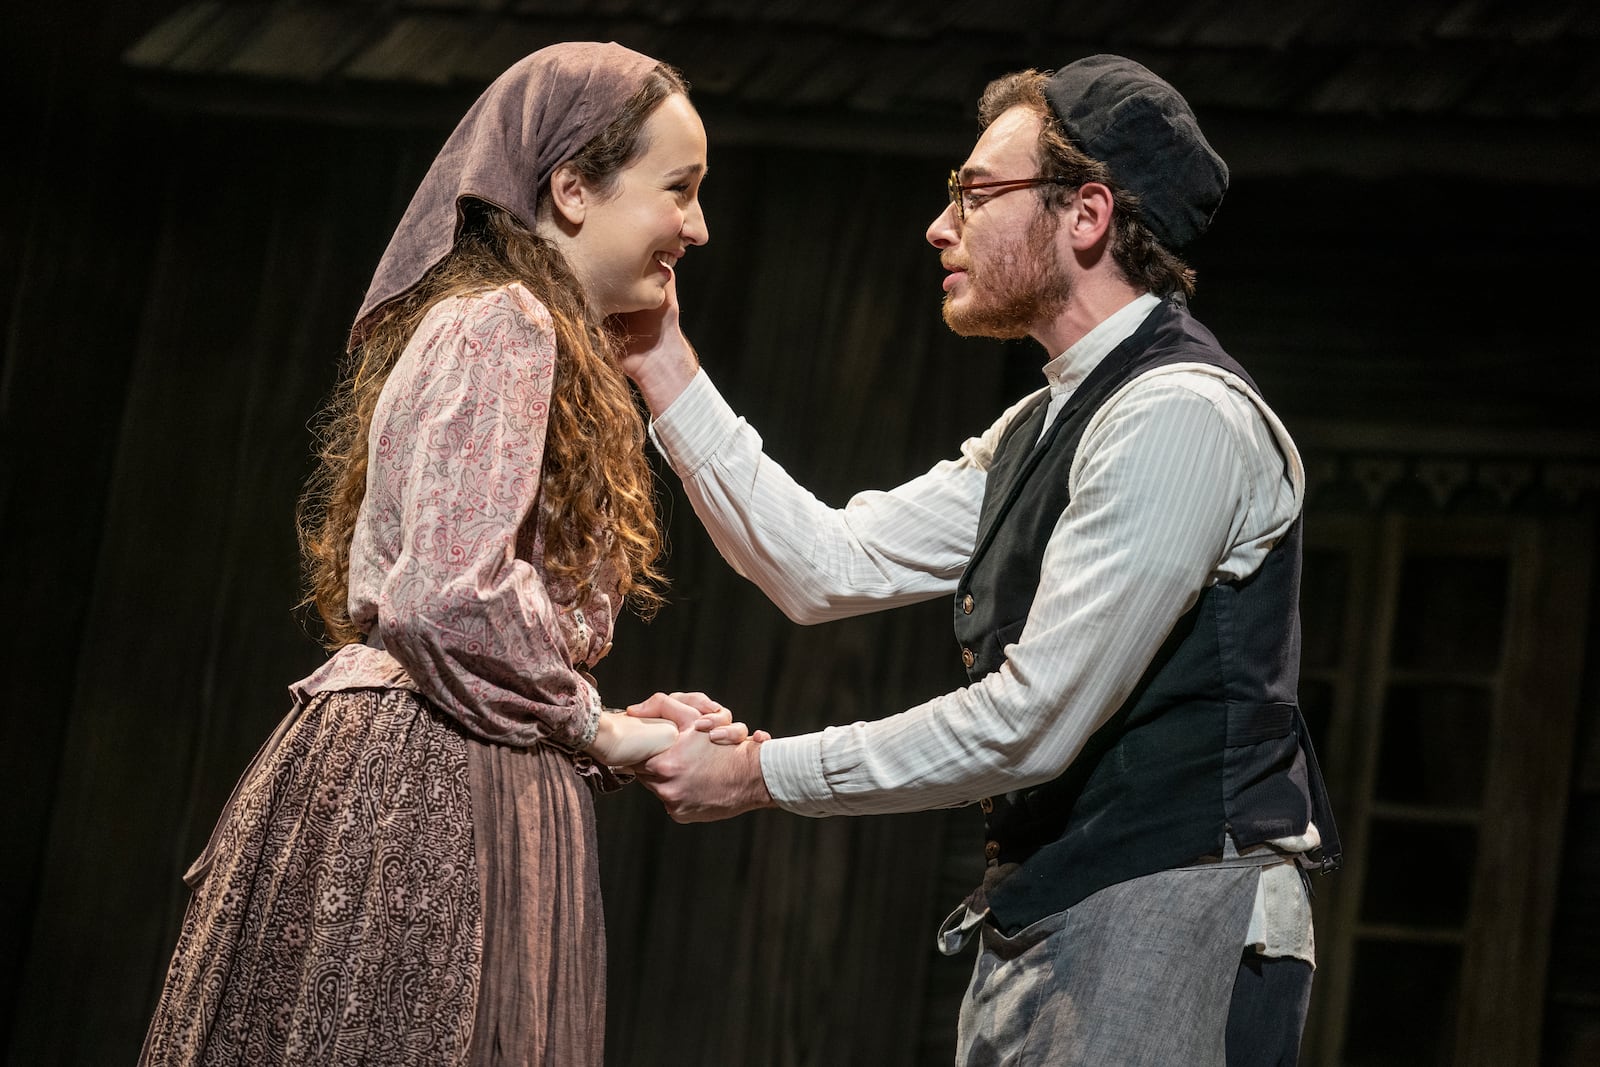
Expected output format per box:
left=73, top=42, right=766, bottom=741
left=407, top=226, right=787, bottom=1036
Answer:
left=348, top=282, right=611, bottom=752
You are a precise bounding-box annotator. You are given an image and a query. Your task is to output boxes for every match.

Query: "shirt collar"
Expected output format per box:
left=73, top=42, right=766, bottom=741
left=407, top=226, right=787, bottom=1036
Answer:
left=1042, top=291, right=1163, bottom=397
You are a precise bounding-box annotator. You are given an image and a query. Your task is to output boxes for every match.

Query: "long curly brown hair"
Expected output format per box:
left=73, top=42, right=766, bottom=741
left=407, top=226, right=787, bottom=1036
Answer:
left=298, top=68, right=684, bottom=647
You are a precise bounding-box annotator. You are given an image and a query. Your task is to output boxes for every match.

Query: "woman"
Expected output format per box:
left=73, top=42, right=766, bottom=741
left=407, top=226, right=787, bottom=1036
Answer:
left=142, top=42, right=744, bottom=1066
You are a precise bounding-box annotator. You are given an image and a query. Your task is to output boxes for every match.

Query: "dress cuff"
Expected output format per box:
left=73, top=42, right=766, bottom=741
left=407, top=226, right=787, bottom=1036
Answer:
left=562, top=681, right=604, bottom=752
left=647, top=370, right=746, bottom=477
left=757, top=733, right=833, bottom=816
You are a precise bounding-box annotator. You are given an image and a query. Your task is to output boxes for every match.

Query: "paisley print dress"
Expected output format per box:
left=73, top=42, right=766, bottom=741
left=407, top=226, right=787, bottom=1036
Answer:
left=142, top=284, right=621, bottom=1066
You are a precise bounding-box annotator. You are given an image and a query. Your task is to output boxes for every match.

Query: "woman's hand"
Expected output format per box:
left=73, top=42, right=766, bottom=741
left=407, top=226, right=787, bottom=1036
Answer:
left=627, top=691, right=771, bottom=747
left=585, top=711, right=679, bottom=767
left=695, top=707, right=772, bottom=746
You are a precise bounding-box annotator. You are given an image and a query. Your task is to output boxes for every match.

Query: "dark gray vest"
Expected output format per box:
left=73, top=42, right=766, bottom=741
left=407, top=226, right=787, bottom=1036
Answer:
left=952, top=298, right=1341, bottom=935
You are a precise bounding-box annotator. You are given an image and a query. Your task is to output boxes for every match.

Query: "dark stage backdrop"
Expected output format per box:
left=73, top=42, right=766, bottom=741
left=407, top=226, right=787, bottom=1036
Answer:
left=1, top=97, right=1025, bottom=1062
left=6, top=7, right=1600, bottom=1066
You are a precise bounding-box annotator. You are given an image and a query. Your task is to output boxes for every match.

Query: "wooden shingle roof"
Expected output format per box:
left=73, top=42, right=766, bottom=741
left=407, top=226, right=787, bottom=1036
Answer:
left=124, top=0, right=1600, bottom=179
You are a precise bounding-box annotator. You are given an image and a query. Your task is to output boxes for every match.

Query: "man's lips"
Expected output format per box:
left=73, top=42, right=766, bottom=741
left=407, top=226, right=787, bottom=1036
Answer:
left=942, top=265, right=968, bottom=292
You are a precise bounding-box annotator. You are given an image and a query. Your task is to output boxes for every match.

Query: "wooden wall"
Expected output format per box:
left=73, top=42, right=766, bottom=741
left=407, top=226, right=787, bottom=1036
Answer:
left=4, top=6, right=1597, bottom=1064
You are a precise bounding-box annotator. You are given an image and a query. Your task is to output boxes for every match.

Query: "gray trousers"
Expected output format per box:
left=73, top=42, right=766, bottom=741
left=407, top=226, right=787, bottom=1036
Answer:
left=953, top=864, right=1293, bottom=1066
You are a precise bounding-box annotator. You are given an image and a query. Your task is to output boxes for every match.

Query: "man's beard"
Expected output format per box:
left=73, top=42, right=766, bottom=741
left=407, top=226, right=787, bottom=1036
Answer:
left=942, top=215, right=1069, bottom=339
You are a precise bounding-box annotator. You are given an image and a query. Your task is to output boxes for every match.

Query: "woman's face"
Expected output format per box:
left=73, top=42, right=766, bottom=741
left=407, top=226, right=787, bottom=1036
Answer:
left=568, top=93, right=709, bottom=316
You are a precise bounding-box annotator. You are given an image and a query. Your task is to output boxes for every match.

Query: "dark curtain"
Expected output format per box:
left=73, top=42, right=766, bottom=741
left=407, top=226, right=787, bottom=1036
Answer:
left=4, top=91, right=1024, bottom=1061
left=592, top=148, right=1024, bottom=1067
left=17, top=12, right=1599, bottom=1064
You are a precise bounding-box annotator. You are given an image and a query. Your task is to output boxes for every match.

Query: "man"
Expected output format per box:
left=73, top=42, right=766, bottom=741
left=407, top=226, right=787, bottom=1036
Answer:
left=622, top=55, right=1340, bottom=1066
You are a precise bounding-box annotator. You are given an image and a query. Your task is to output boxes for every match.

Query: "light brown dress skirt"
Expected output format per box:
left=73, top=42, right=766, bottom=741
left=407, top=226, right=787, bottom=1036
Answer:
left=139, top=687, right=606, bottom=1066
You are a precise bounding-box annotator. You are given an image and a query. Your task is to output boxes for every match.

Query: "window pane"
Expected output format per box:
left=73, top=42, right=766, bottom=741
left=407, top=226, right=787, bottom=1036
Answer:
left=1343, top=940, right=1461, bottom=1066
left=1375, top=684, right=1491, bottom=807
left=1389, top=554, right=1508, bottom=671
left=1360, top=819, right=1477, bottom=928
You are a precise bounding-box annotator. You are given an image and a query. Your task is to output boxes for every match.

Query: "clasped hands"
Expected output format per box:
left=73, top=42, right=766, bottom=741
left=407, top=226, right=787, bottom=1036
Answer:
left=604, top=692, right=775, bottom=824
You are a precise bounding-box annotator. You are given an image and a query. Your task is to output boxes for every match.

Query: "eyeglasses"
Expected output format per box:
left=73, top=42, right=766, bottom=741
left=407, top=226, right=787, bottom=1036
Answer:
left=947, top=170, right=1074, bottom=223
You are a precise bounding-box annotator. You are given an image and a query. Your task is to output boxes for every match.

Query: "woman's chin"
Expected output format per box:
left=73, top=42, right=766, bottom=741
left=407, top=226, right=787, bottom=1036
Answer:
left=626, top=288, right=670, bottom=314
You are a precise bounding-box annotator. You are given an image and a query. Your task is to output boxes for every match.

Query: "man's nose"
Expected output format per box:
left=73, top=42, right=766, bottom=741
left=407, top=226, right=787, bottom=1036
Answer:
left=927, top=201, right=959, bottom=248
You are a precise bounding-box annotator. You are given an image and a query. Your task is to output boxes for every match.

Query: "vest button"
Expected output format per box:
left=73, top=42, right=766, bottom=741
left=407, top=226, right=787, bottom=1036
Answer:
left=961, top=647, right=975, bottom=669
left=979, top=796, right=994, bottom=814
left=984, top=840, right=1001, bottom=861
left=962, top=594, right=974, bottom=615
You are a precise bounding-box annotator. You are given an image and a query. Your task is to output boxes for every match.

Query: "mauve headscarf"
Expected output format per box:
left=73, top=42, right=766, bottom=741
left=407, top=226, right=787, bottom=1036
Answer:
left=348, top=41, right=659, bottom=350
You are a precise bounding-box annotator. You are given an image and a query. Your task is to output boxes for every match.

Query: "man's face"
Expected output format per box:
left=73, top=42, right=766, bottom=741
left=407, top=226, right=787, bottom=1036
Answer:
left=928, top=106, right=1071, bottom=340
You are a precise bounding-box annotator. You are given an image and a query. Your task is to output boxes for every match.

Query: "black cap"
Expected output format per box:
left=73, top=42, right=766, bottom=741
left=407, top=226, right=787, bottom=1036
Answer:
left=1043, top=55, right=1227, bottom=250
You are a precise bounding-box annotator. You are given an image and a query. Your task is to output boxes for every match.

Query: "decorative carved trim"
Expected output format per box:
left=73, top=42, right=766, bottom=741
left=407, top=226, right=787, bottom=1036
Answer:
left=1303, top=451, right=1600, bottom=513
left=1546, top=463, right=1600, bottom=506
left=1294, top=422, right=1600, bottom=514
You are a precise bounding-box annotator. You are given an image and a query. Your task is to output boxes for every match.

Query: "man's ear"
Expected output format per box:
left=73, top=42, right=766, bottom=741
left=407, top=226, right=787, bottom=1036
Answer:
left=548, top=162, right=588, bottom=227
left=1068, top=181, right=1115, bottom=251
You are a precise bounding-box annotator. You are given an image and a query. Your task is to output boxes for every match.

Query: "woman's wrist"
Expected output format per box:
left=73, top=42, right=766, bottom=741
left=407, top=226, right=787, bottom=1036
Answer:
left=587, top=709, right=677, bottom=766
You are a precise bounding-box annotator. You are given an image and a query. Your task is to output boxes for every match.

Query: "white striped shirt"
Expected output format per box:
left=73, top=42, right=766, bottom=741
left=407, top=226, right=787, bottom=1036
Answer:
left=651, top=292, right=1315, bottom=960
